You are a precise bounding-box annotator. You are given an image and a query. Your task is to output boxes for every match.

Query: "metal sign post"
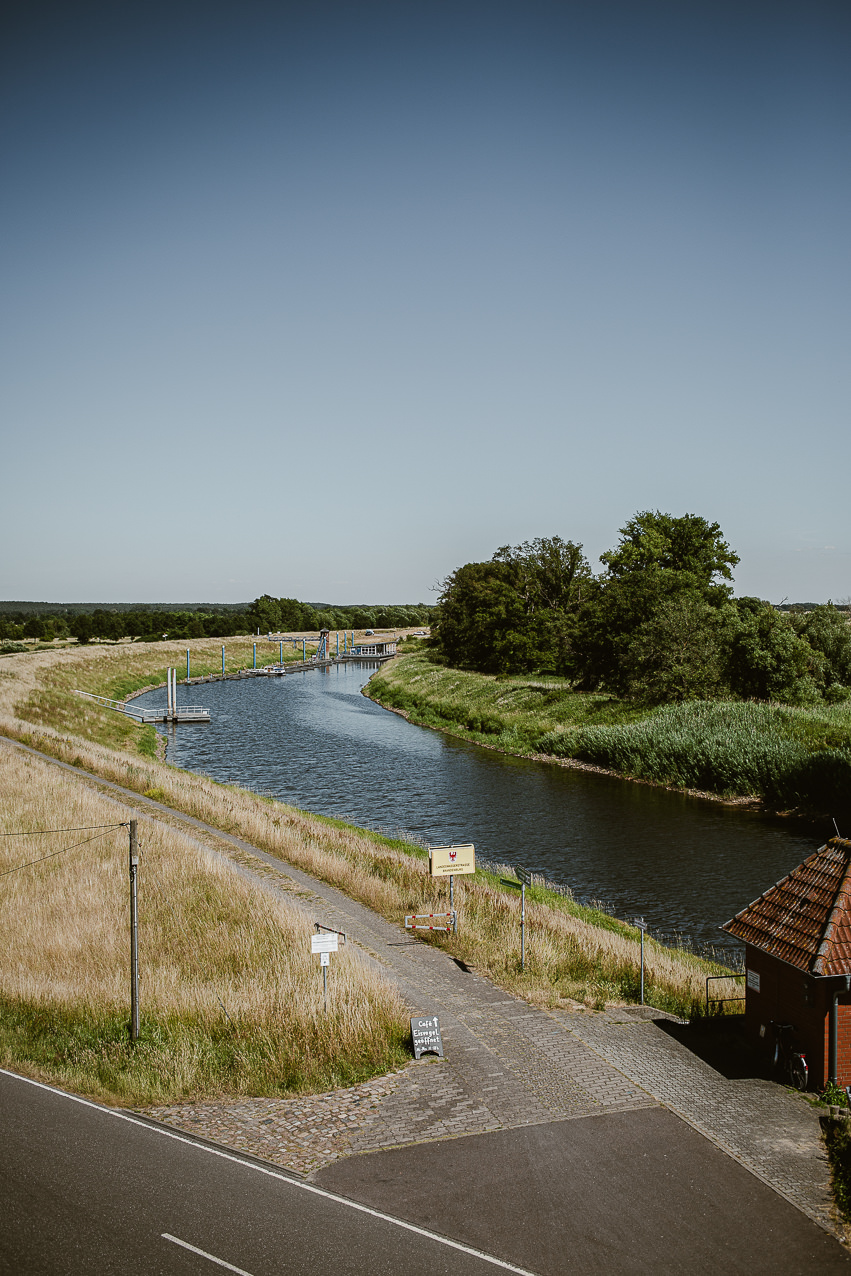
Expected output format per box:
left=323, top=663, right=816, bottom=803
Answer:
left=429, top=845, right=474, bottom=932
left=129, top=818, right=139, bottom=1042
left=311, top=930, right=340, bottom=1012
left=634, top=917, right=647, bottom=1004
left=516, top=865, right=533, bottom=972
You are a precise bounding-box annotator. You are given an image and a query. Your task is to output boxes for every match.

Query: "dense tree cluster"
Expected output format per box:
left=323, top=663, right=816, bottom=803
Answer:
left=0, top=598, right=434, bottom=645
left=0, top=608, right=253, bottom=644
left=247, top=596, right=432, bottom=635
left=430, top=512, right=851, bottom=705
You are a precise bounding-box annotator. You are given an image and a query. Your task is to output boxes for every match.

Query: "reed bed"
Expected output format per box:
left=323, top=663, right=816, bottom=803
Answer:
left=369, top=651, right=851, bottom=811
left=0, top=643, right=735, bottom=1026
left=552, top=700, right=851, bottom=808
left=0, top=746, right=408, bottom=1105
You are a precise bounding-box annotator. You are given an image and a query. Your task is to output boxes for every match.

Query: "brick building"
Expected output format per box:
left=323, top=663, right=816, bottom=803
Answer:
left=722, top=836, right=851, bottom=1091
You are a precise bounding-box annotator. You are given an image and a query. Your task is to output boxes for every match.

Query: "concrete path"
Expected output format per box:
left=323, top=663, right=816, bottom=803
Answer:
left=1, top=738, right=843, bottom=1255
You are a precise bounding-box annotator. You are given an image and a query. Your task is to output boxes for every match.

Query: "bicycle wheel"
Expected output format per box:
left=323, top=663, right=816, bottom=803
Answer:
left=790, top=1056, right=808, bottom=1092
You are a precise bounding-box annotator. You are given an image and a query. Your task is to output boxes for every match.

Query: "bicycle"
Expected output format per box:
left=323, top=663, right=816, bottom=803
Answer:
left=770, top=1020, right=808, bottom=1091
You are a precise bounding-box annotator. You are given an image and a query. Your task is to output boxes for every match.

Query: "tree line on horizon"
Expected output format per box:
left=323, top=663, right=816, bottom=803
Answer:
left=0, top=597, right=434, bottom=646
left=430, top=511, right=851, bottom=705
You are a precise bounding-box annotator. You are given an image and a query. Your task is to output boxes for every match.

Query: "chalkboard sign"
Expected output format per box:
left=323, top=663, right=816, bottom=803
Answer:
left=411, top=1015, right=444, bottom=1059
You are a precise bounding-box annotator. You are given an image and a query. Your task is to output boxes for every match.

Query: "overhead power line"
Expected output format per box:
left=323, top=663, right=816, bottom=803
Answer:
left=0, top=828, right=123, bottom=878
left=0, top=823, right=128, bottom=836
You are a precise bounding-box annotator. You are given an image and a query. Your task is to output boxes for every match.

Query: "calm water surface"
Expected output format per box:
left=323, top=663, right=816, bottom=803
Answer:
left=135, top=663, right=822, bottom=955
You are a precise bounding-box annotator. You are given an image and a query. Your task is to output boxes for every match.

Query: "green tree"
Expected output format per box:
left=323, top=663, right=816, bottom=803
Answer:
left=576, top=511, right=738, bottom=693
left=794, top=605, right=851, bottom=693
left=492, top=536, right=592, bottom=676
left=432, top=560, right=545, bottom=674
left=600, top=510, right=739, bottom=586
left=725, top=598, right=823, bottom=703
left=618, top=594, right=730, bottom=703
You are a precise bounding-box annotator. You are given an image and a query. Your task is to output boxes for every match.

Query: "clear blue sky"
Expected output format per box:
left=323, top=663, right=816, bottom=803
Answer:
left=2, top=1, right=849, bottom=604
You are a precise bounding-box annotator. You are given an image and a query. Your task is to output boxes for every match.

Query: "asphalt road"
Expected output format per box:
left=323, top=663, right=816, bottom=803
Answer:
left=0, top=1071, right=535, bottom=1276
left=319, top=1105, right=851, bottom=1275
left=3, top=1069, right=850, bottom=1276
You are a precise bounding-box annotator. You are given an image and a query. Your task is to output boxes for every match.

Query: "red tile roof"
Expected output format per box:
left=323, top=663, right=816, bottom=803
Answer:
left=722, top=838, right=851, bottom=977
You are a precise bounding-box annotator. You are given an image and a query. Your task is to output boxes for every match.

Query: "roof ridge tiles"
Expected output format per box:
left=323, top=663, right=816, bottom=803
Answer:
left=815, top=840, right=851, bottom=975
left=723, top=838, right=851, bottom=976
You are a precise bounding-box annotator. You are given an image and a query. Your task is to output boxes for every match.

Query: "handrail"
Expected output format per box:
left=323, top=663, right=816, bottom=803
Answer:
left=74, top=690, right=146, bottom=719
left=73, top=690, right=209, bottom=719
left=706, top=973, right=746, bottom=1014
left=405, top=911, right=457, bottom=934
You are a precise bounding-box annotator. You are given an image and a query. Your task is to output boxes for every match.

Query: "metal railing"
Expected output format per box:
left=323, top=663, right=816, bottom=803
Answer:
left=73, top=690, right=209, bottom=720
left=74, top=690, right=147, bottom=719
left=405, top=911, right=457, bottom=934
left=706, top=974, right=746, bottom=1014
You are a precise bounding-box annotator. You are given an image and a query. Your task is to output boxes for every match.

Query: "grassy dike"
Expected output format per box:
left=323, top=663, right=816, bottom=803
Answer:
left=366, top=644, right=851, bottom=814
left=0, top=639, right=739, bottom=1107
left=0, top=745, right=409, bottom=1105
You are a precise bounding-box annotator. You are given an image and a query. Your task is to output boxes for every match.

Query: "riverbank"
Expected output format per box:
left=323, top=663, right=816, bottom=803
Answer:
left=0, top=641, right=735, bottom=1022
left=365, top=648, right=851, bottom=816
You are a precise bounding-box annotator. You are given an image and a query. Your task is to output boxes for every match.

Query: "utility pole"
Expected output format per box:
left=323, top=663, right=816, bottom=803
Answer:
left=129, top=819, right=140, bottom=1041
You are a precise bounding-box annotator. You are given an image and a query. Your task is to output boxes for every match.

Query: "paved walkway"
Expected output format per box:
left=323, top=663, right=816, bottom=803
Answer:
left=127, top=794, right=835, bottom=1235
left=0, top=740, right=836, bottom=1238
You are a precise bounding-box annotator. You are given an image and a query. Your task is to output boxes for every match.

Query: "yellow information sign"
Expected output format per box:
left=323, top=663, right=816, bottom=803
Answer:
left=429, top=844, right=475, bottom=877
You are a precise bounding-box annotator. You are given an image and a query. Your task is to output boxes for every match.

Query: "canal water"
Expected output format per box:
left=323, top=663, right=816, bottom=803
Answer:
left=135, top=662, right=821, bottom=956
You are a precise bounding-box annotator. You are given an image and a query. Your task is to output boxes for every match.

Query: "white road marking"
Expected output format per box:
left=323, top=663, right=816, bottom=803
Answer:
left=162, top=1233, right=254, bottom=1274
left=3, top=1069, right=540, bottom=1276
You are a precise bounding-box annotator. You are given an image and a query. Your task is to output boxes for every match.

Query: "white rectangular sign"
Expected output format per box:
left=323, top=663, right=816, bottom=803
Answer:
left=320, top=950, right=330, bottom=967
left=746, top=969, right=760, bottom=992
left=429, top=844, right=475, bottom=877
left=311, top=933, right=339, bottom=954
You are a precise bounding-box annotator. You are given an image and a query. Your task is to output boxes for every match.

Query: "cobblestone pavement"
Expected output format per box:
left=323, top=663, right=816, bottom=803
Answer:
left=83, top=789, right=832, bottom=1235
left=135, top=819, right=653, bottom=1174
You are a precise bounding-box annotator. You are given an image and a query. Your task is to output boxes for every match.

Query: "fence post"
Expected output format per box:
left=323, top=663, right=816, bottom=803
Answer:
left=635, top=917, right=647, bottom=1005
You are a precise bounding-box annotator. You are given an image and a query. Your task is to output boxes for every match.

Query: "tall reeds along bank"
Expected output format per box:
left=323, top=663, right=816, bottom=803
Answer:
left=544, top=700, right=851, bottom=811
left=368, top=651, right=851, bottom=813
left=0, top=747, right=409, bottom=1105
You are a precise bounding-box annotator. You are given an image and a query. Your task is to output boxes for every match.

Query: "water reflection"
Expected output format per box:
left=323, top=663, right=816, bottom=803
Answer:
left=134, top=663, right=823, bottom=955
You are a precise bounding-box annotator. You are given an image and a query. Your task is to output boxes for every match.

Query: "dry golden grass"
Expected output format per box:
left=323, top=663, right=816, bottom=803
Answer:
left=0, top=745, right=408, bottom=1104
left=0, top=641, right=735, bottom=1022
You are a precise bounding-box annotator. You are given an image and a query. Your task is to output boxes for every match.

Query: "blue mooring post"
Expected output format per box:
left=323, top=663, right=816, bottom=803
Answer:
left=186, top=649, right=190, bottom=680
left=336, top=632, right=339, bottom=655
left=280, top=640, right=283, bottom=663
left=253, top=643, right=257, bottom=669
left=302, top=638, right=306, bottom=661
left=222, top=646, right=225, bottom=678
